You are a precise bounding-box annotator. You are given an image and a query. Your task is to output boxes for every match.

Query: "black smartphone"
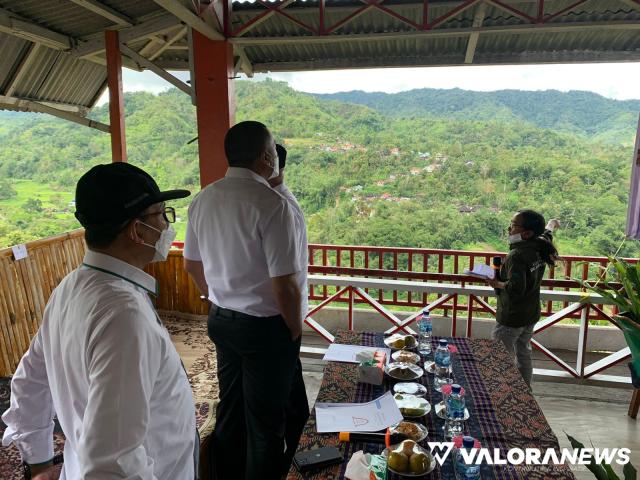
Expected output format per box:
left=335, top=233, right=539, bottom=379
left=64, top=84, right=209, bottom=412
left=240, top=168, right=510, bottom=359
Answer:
left=293, top=446, right=343, bottom=472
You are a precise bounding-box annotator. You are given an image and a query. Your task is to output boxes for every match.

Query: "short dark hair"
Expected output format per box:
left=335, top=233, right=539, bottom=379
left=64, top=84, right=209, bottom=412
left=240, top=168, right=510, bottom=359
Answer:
left=517, top=209, right=545, bottom=235
left=84, top=223, right=127, bottom=249
left=517, top=209, right=559, bottom=266
left=224, top=121, right=271, bottom=168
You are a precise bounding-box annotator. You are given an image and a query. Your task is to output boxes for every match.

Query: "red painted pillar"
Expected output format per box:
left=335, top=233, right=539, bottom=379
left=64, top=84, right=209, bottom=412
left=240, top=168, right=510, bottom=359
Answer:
left=105, top=30, right=127, bottom=162
left=192, top=31, right=235, bottom=188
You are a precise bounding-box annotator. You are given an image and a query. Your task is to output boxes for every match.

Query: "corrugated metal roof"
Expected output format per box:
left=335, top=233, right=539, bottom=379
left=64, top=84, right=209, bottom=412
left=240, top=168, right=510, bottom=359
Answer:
left=0, top=0, right=639, bottom=119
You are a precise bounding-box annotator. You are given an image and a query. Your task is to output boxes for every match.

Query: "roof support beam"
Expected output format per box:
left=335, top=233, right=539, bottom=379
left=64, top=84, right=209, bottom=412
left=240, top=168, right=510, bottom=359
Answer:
left=464, top=2, right=486, bottom=64
left=0, top=95, right=109, bottom=132
left=152, top=0, right=224, bottom=41
left=234, top=46, right=254, bottom=77
left=120, top=43, right=192, bottom=96
left=106, top=30, right=127, bottom=162
left=149, top=26, right=188, bottom=60
left=4, top=43, right=41, bottom=97
left=68, top=0, right=133, bottom=26
left=0, top=7, right=73, bottom=49
left=71, top=13, right=180, bottom=58
left=230, top=21, right=640, bottom=46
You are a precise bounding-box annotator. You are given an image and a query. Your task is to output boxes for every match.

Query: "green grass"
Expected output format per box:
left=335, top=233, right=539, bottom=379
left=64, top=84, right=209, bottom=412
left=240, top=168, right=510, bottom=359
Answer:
left=1, top=179, right=74, bottom=211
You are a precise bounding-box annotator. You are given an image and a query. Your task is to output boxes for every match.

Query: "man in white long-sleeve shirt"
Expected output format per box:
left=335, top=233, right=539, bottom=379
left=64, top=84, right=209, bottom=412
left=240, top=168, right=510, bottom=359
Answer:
left=2, top=163, right=197, bottom=480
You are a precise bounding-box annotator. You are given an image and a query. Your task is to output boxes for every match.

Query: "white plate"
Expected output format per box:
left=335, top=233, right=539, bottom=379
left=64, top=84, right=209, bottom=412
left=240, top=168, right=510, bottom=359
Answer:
left=384, top=334, right=418, bottom=350
left=393, top=393, right=431, bottom=418
left=391, top=351, right=421, bottom=364
left=393, top=382, right=427, bottom=397
left=385, top=362, right=424, bottom=381
left=434, top=401, right=471, bottom=420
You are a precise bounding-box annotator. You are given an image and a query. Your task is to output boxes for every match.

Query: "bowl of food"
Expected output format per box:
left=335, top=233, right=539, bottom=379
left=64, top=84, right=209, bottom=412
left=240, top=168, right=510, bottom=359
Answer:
left=389, top=421, right=428, bottom=442
left=383, top=440, right=435, bottom=477
left=391, top=350, right=421, bottom=364
left=393, top=393, right=431, bottom=418
left=393, top=382, right=427, bottom=397
left=384, top=334, right=418, bottom=350
left=385, top=362, right=424, bottom=381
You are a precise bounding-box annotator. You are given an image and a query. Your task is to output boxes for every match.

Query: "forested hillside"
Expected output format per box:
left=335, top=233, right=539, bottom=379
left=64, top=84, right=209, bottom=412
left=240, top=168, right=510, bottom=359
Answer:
left=0, top=79, right=638, bottom=257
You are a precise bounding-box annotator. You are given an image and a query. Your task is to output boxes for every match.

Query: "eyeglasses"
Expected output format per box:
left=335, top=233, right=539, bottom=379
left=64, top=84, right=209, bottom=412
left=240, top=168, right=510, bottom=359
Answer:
left=139, top=206, right=176, bottom=224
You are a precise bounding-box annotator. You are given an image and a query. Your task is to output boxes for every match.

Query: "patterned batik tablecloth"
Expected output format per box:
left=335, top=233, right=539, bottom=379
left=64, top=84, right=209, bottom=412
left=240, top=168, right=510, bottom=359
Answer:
left=287, top=330, right=575, bottom=480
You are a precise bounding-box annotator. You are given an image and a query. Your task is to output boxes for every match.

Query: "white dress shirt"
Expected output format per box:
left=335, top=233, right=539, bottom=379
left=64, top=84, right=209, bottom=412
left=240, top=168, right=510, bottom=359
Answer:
left=184, top=167, right=302, bottom=317
left=2, top=251, right=196, bottom=480
left=273, top=182, right=308, bottom=317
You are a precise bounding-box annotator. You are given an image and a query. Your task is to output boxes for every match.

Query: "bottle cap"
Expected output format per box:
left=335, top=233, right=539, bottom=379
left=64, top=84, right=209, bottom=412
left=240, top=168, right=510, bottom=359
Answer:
left=451, top=384, right=461, bottom=394
left=338, top=432, right=350, bottom=442
left=422, top=307, right=430, bottom=315
left=462, top=436, right=475, bottom=448
left=439, top=339, right=448, bottom=347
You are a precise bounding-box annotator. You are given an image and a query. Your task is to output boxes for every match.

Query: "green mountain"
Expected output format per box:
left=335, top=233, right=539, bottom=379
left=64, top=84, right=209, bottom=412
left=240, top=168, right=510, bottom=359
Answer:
left=316, top=89, right=640, bottom=146
left=0, top=79, right=638, bottom=258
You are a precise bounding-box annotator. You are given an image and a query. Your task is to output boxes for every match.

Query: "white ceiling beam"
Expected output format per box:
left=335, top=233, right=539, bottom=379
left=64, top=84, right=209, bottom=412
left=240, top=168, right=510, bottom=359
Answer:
left=235, top=46, right=254, bottom=77
left=0, top=95, right=109, bottom=132
left=4, top=43, right=41, bottom=97
left=120, top=43, right=192, bottom=96
left=149, top=26, right=187, bottom=61
left=71, top=13, right=180, bottom=58
left=231, top=21, right=640, bottom=46
left=152, top=0, right=224, bottom=41
left=464, top=2, right=486, bottom=64
left=68, top=0, right=133, bottom=26
left=0, top=7, right=73, bottom=49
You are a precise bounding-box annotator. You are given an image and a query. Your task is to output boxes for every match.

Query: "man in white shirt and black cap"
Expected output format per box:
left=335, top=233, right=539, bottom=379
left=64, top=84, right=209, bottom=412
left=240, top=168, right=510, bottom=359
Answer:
left=184, top=121, right=304, bottom=480
left=2, top=163, right=198, bottom=480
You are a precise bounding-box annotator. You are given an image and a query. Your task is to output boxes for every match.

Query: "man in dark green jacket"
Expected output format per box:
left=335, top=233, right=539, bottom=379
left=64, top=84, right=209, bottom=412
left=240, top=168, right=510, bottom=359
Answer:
left=486, top=210, right=560, bottom=385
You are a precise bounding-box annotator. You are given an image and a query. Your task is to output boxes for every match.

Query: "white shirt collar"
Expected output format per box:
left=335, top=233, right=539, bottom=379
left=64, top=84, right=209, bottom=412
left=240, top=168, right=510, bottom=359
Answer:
left=82, top=250, right=158, bottom=296
left=225, top=166, right=271, bottom=188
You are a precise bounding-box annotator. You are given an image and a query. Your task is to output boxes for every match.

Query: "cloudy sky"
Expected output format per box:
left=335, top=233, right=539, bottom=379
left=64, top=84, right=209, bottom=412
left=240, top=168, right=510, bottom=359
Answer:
left=98, top=62, right=640, bottom=105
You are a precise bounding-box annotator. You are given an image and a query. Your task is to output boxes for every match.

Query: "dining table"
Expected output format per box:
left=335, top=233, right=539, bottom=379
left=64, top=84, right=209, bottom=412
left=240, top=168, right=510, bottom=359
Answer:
left=287, top=330, right=576, bottom=480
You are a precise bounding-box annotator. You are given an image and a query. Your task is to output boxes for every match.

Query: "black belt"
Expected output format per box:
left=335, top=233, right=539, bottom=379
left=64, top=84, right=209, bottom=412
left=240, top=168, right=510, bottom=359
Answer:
left=213, top=305, right=280, bottom=321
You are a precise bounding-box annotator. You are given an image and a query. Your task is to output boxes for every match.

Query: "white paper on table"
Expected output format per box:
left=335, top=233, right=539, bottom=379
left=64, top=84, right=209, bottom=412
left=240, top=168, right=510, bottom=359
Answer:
left=315, top=391, right=403, bottom=433
left=322, top=344, right=391, bottom=364
left=12, top=244, right=28, bottom=261
left=463, top=264, right=494, bottom=279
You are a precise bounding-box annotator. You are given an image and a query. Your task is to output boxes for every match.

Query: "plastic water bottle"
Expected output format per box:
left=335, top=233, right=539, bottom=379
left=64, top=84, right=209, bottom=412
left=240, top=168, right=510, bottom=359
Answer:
left=455, top=436, right=481, bottom=479
left=434, top=339, right=452, bottom=391
left=417, top=308, right=432, bottom=355
left=444, top=384, right=465, bottom=439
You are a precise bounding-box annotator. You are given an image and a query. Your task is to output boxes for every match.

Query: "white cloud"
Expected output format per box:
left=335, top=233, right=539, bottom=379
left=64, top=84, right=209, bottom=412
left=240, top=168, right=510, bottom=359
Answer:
left=97, top=62, right=640, bottom=105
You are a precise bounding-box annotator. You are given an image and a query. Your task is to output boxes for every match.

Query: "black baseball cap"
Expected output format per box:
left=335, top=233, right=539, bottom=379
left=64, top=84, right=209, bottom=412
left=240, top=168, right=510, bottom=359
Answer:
left=74, top=162, right=190, bottom=230
left=276, top=144, right=287, bottom=169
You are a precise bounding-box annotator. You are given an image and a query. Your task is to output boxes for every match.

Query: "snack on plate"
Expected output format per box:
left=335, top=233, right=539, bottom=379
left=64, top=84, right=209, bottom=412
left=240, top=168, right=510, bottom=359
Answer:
left=393, top=394, right=430, bottom=418
left=391, top=351, right=420, bottom=364
left=386, top=440, right=433, bottom=475
left=390, top=421, right=428, bottom=442
left=385, top=362, right=423, bottom=381
left=384, top=334, right=417, bottom=350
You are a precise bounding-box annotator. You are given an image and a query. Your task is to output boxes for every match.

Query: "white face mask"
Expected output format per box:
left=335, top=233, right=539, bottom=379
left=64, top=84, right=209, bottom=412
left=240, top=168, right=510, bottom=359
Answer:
left=139, top=221, right=176, bottom=262
left=508, top=233, right=523, bottom=244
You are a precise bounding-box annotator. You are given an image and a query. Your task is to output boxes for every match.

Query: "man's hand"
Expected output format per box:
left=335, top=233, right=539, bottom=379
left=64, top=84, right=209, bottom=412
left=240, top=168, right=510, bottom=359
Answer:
left=32, top=464, right=62, bottom=480
left=546, top=218, right=561, bottom=231
left=271, top=273, right=302, bottom=340
left=485, top=277, right=506, bottom=290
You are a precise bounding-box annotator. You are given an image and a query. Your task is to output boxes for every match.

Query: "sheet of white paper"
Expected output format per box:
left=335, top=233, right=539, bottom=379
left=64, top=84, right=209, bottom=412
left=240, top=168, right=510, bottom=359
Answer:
left=322, top=344, right=391, bottom=364
left=315, top=391, right=403, bottom=433
left=12, top=244, right=27, bottom=261
left=463, top=264, right=494, bottom=279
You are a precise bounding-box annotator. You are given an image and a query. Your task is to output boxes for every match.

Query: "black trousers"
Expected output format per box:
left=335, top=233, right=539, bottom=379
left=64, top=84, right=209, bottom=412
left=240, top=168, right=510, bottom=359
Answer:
left=207, top=306, right=307, bottom=480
